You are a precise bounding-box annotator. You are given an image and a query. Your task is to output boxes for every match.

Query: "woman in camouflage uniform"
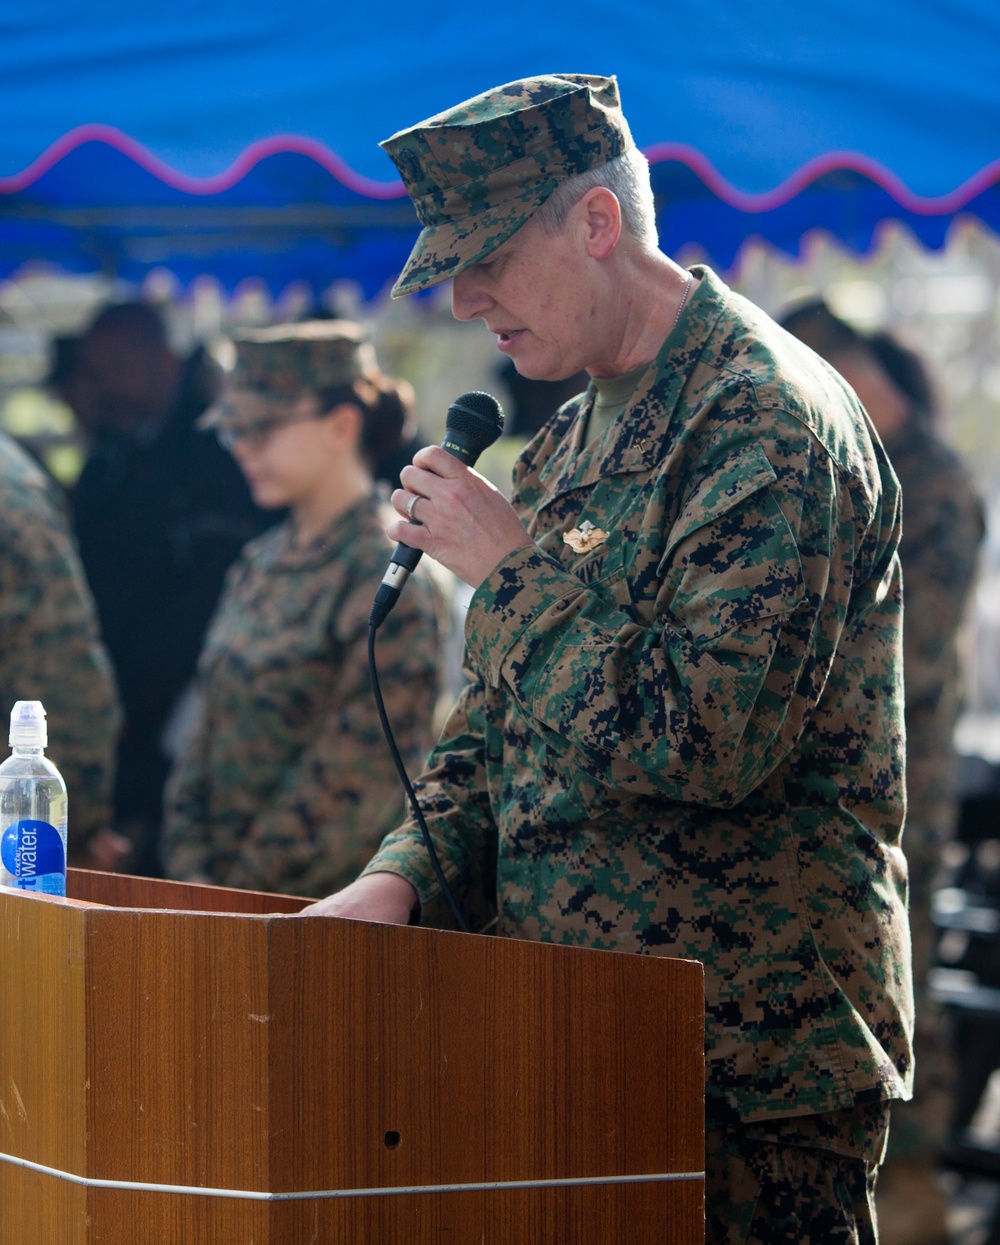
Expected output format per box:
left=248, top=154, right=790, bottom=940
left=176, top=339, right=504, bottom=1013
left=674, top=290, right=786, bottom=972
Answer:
left=162, top=322, right=447, bottom=898
left=781, top=301, right=985, bottom=1245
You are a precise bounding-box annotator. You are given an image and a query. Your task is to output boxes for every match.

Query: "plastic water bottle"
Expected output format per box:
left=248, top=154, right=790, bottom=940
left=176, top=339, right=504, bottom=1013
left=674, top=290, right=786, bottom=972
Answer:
left=0, top=701, right=68, bottom=896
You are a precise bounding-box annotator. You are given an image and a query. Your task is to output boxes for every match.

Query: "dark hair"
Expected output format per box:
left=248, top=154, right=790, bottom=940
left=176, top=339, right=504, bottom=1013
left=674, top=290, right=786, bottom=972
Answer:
left=316, top=372, right=415, bottom=471
left=866, top=331, right=937, bottom=427
left=84, top=300, right=171, bottom=354
left=780, top=298, right=939, bottom=431
left=778, top=298, right=869, bottom=360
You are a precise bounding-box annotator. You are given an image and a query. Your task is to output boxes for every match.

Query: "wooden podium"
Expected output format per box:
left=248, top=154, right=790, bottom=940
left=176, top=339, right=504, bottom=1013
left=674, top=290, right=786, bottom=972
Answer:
left=0, top=870, right=704, bottom=1243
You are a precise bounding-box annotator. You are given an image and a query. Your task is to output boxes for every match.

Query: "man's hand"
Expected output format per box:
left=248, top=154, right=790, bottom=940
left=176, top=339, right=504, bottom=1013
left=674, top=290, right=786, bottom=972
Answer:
left=391, top=446, right=533, bottom=588
left=68, top=827, right=133, bottom=872
left=298, top=872, right=419, bottom=924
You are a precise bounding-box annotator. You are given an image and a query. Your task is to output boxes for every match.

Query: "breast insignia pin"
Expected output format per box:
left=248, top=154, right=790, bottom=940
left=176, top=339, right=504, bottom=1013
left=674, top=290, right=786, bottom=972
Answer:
left=563, top=519, right=609, bottom=554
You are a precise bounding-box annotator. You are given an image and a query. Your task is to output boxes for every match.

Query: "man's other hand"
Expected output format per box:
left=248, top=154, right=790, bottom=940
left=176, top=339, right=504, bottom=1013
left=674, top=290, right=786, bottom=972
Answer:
left=297, top=871, right=418, bottom=924
left=69, top=827, right=133, bottom=872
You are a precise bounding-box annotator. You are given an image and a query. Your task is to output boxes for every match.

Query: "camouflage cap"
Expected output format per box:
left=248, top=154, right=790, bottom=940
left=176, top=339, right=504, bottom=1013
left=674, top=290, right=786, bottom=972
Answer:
left=198, top=320, right=377, bottom=431
left=381, top=73, right=634, bottom=298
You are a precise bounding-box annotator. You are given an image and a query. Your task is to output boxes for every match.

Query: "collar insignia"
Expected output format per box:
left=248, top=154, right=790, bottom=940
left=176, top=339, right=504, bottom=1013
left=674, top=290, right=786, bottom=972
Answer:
left=563, top=518, right=609, bottom=554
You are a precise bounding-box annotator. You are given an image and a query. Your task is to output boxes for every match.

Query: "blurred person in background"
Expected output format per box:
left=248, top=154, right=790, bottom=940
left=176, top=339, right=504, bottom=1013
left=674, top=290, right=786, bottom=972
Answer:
left=781, top=299, right=986, bottom=1245
left=161, top=322, right=447, bottom=898
left=0, top=421, right=122, bottom=868
left=63, top=301, right=272, bottom=877
left=496, top=356, right=589, bottom=442
left=369, top=411, right=426, bottom=493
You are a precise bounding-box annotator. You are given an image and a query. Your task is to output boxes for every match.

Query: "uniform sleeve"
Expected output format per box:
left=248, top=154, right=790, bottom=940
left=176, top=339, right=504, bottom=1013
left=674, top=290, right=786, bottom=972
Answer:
left=217, top=575, right=445, bottom=897
left=899, top=456, right=984, bottom=712
left=161, top=555, right=248, bottom=880
left=359, top=669, right=499, bottom=928
left=359, top=416, right=897, bottom=921
left=160, top=691, right=214, bottom=879
left=461, top=422, right=893, bottom=809
left=0, top=483, right=120, bottom=846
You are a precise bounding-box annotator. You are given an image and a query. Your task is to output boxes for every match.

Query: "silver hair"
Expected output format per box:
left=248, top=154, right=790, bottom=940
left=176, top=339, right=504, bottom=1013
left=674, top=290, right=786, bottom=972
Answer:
left=533, top=148, right=659, bottom=251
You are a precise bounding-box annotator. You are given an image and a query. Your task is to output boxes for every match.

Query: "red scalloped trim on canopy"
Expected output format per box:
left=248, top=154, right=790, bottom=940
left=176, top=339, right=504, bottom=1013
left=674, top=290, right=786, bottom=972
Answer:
left=643, top=142, right=1000, bottom=215
left=2, top=125, right=999, bottom=215
left=0, top=124, right=408, bottom=199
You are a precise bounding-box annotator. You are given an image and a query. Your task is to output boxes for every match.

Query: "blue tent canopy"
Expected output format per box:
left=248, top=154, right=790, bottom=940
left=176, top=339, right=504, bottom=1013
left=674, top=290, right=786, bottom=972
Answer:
left=2, top=1, right=998, bottom=296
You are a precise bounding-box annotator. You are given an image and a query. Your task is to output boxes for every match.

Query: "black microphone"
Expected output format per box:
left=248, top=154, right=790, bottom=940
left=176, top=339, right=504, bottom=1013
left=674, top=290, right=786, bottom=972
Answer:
left=369, top=391, right=504, bottom=629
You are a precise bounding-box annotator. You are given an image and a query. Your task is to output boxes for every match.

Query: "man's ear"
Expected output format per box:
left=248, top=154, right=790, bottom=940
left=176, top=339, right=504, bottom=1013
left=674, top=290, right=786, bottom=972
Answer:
left=578, top=186, right=622, bottom=260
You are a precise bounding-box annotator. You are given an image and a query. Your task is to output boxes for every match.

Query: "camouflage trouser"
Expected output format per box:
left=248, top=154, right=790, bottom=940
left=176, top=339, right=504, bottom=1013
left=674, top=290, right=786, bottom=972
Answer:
left=705, top=1102, right=890, bottom=1245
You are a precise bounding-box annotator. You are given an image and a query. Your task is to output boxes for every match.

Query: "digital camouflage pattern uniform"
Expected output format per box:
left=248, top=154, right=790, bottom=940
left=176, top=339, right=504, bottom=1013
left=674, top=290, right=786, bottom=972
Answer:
left=705, top=1103, right=888, bottom=1244
left=891, top=424, right=983, bottom=895
left=366, top=264, right=913, bottom=1127
left=162, top=494, right=445, bottom=897
left=164, top=321, right=447, bottom=898
left=381, top=74, right=633, bottom=298
left=781, top=298, right=987, bottom=1175
left=371, top=75, right=912, bottom=1239
left=0, top=430, right=120, bottom=848
left=196, top=319, right=377, bottom=429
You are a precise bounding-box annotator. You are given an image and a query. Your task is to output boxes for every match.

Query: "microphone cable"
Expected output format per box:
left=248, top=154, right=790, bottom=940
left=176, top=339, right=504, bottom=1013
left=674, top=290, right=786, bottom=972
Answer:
left=368, top=623, right=469, bottom=933
left=364, top=390, right=504, bottom=935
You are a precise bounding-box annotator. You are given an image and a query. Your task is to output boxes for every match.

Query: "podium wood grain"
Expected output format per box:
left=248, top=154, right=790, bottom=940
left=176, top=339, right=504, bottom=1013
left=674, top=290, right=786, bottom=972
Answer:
left=0, top=870, right=704, bottom=1243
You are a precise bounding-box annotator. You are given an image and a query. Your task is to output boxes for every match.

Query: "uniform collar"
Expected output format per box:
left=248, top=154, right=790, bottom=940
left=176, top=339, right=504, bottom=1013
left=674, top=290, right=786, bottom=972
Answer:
left=535, top=265, right=732, bottom=503
left=267, top=491, right=383, bottom=570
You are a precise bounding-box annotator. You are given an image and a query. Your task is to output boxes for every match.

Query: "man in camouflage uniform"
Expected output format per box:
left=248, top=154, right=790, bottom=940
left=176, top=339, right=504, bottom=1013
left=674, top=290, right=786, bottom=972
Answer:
left=782, top=302, right=985, bottom=1244
left=162, top=324, right=447, bottom=898
left=307, top=75, right=913, bottom=1242
left=0, top=429, right=121, bottom=861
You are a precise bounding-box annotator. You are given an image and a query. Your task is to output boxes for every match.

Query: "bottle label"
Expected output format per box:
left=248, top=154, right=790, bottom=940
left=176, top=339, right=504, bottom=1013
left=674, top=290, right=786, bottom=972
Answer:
left=1, top=819, right=66, bottom=893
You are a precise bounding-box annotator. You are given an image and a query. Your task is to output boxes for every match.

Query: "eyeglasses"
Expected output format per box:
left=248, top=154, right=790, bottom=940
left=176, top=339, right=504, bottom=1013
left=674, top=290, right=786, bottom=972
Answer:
left=216, top=412, right=323, bottom=452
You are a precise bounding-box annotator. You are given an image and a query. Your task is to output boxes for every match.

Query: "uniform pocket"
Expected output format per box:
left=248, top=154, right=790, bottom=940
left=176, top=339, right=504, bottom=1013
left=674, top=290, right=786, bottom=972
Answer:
left=660, top=442, right=806, bottom=645
left=559, top=535, right=636, bottom=617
